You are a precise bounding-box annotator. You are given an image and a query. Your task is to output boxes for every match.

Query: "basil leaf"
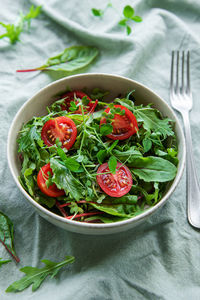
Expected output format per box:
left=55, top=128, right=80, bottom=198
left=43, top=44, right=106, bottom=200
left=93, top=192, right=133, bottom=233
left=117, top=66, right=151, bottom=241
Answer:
left=108, top=156, right=117, bottom=174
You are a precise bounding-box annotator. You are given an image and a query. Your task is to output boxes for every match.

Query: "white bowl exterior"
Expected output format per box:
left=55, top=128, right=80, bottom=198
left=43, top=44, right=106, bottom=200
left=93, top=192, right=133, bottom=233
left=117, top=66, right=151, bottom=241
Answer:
left=7, top=74, right=186, bottom=235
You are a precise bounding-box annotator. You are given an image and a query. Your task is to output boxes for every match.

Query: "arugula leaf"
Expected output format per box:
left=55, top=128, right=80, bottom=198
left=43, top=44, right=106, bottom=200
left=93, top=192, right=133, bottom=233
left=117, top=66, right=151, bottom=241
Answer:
left=97, top=149, right=107, bottom=164
left=0, top=212, right=20, bottom=263
left=50, top=158, right=83, bottom=201
left=6, top=255, right=75, bottom=293
left=134, top=108, right=174, bottom=138
left=108, top=156, right=117, bottom=174
left=57, top=147, right=80, bottom=172
left=0, top=258, right=11, bottom=267
left=113, top=147, right=142, bottom=161
left=17, top=46, right=99, bottom=73
left=0, top=5, right=41, bottom=44
left=128, top=156, right=177, bottom=182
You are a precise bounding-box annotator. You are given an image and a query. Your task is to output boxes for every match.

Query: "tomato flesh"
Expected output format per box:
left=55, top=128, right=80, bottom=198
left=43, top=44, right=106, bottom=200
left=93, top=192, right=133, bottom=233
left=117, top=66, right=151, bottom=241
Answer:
left=41, top=116, right=77, bottom=150
left=97, top=162, right=133, bottom=197
left=100, top=105, right=138, bottom=140
left=61, top=90, right=93, bottom=113
left=37, top=163, right=65, bottom=197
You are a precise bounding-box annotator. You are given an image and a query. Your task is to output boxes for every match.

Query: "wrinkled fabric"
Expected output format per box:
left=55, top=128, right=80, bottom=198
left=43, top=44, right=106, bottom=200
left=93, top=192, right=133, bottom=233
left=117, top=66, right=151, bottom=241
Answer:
left=0, top=0, right=200, bottom=299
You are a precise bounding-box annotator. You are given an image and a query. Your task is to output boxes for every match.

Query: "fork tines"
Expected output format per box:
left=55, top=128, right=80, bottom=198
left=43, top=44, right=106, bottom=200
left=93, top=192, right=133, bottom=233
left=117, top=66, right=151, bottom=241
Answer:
left=171, top=50, right=191, bottom=95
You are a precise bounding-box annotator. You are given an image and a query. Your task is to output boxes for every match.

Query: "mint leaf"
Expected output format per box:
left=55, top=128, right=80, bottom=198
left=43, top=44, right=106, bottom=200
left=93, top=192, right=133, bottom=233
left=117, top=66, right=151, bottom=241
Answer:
left=108, top=156, right=117, bottom=174
left=6, top=255, right=75, bottom=292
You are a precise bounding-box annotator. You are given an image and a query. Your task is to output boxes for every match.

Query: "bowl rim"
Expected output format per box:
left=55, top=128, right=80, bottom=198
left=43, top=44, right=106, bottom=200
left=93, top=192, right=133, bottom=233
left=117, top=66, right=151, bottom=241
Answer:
left=7, top=73, right=186, bottom=230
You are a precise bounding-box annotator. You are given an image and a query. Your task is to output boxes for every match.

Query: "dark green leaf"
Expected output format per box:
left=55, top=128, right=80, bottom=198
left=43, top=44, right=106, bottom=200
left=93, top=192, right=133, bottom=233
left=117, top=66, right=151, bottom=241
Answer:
left=128, top=156, right=177, bottom=182
left=97, top=149, right=107, bottom=164
left=123, top=5, right=134, bottom=18
left=0, top=212, right=19, bottom=263
left=57, top=147, right=80, bottom=172
left=108, top=156, right=117, bottom=174
left=100, top=123, right=113, bottom=136
left=142, top=138, right=152, bottom=153
left=6, top=255, right=75, bottom=293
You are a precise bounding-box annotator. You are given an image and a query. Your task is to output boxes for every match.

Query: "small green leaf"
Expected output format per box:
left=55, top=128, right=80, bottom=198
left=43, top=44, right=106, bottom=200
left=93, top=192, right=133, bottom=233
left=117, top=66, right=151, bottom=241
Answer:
left=97, top=149, right=107, bottom=164
left=118, top=19, right=127, bottom=26
left=131, top=16, right=142, bottom=22
left=108, top=156, right=117, bottom=174
left=142, top=139, right=152, bottom=153
left=126, top=25, right=132, bottom=35
left=0, top=258, right=11, bottom=267
left=100, top=123, right=113, bottom=136
left=123, top=5, right=134, bottom=18
left=92, top=8, right=103, bottom=17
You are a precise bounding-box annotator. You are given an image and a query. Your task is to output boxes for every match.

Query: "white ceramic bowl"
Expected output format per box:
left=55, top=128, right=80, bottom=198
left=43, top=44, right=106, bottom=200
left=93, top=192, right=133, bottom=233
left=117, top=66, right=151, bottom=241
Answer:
left=7, top=74, right=185, bottom=235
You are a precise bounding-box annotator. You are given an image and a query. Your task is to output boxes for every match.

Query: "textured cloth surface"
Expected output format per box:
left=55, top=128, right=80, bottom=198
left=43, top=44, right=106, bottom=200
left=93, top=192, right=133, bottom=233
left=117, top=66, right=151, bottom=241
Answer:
left=0, top=0, right=200, bottom=299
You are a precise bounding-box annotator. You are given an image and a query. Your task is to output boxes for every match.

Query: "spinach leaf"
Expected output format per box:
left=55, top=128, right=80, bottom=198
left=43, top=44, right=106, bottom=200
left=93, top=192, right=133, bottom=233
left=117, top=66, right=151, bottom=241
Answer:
left=128, top=156, right=177, bottom=182
left=17, top=46, right=99, bottom=73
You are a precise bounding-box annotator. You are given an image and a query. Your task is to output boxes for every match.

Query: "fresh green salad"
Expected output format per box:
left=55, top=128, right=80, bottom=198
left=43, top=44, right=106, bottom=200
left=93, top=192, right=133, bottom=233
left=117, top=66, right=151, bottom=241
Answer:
left=17, top=88, right=178, bottom=223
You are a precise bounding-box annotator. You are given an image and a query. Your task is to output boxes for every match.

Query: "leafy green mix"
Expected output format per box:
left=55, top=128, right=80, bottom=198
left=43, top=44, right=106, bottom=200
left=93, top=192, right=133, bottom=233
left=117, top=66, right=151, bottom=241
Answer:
left=17, top=89, right=178, bottom=223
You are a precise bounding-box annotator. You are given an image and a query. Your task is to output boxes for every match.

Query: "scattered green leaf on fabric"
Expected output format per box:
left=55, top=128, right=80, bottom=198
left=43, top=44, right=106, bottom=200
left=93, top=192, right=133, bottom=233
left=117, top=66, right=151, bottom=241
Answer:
left=0, top=258, right=11, bottom=267
left=16, top=46, right=99, bottom=73
left=6, top=255, right=75, bottom=293
left=0, top=211, right=20, bottom=263
left=91, top=1, right=112, bottom=17
left=0, top=5, right=41, bottom=44
left=118, top=5, right=142, bottom=35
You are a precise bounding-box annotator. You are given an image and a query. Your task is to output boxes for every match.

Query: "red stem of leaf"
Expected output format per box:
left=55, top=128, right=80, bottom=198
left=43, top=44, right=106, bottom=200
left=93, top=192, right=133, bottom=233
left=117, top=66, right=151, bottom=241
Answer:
left=59, top=200, right=94, bottom=208
left=0, top=240, right=20, bottom=263
left=56, top=201, right=68, bottom=218
left=67, top=211, right=104, bottom=220
left=16, top=68, right=40, bottom=72
left=89, top=99, right=98, bottom=113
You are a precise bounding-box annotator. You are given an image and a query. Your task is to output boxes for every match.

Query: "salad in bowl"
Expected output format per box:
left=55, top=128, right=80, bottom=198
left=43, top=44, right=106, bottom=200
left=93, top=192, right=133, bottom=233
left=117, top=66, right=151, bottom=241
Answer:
left=8, top=74, right=185, bottom=234
left=17, top=87, right=178, bottom=224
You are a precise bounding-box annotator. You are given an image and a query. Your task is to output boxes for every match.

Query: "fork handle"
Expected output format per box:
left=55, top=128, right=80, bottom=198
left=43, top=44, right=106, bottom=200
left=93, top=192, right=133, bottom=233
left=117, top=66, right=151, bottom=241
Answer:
left=182, top=110, right=200, bottom=228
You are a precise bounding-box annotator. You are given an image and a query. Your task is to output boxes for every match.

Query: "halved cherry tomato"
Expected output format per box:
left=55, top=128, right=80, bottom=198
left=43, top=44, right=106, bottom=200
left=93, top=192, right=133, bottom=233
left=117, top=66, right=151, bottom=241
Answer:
left=96, top=162, right=133, bottom=197
left=41, top=116, right=77, bottom=150
left=100, top=105, right=138, bottom=140
left=61, top=90, right=93, bottom=113
left=37, top=163, right=65, bottom=197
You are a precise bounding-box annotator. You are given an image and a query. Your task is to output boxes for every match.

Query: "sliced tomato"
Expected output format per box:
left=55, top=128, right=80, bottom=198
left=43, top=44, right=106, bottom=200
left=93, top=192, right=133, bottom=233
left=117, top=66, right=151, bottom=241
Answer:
left=100, top=105, right=138, bottom=140
left=37, top=163, right=65, bottom=197
left=96, top=162, right=133, bottom=197
left=61, top=90, right=93, bottom=113
left=41, top=116, right=77, bottom=150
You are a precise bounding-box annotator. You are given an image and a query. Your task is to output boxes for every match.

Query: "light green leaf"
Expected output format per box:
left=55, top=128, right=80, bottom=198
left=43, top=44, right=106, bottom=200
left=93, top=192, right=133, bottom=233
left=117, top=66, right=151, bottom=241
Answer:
left=123, top=5, right=134, bottom=18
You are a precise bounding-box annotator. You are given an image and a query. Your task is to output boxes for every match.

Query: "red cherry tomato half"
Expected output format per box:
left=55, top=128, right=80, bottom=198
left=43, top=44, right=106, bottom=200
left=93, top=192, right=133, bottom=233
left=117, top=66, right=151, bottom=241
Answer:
left=37, top=163, right=65, bottom=197
left=100, top=105, right=138, bottom=140
left=61, top=90, right=93, bottom=113
left=96, top=162, right=133, bottom=197
left=41, top=116, right=77, bottom=150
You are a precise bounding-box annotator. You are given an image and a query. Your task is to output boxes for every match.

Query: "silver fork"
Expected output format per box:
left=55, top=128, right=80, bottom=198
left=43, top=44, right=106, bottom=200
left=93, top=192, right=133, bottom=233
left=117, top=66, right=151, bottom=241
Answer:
left=170, top=50, right=200, bottom=228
